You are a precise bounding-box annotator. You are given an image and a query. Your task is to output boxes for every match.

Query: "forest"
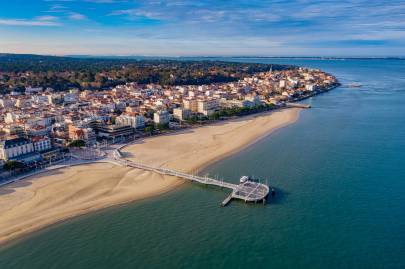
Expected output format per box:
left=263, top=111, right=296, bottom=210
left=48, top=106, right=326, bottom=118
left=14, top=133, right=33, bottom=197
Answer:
left=0, top=54, right=290, bottom=93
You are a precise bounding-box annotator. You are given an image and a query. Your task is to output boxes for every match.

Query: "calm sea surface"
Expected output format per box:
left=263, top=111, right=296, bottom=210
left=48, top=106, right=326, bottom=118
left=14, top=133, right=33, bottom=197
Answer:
left=1, top=58, right=405, bottom=269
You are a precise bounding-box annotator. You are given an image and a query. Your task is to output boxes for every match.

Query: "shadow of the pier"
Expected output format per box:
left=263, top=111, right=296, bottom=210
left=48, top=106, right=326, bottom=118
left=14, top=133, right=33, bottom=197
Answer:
left=264, top=187, right=289, bottom=205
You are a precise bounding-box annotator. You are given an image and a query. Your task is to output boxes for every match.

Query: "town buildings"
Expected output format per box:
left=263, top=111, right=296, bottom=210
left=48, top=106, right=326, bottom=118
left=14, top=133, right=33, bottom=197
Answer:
left=0, top=67, right=338, bottom=168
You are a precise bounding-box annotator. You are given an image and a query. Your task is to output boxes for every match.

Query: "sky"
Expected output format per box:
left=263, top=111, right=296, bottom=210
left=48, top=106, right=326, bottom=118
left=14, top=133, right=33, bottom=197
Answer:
left=0, top=0, right=405, bottom=56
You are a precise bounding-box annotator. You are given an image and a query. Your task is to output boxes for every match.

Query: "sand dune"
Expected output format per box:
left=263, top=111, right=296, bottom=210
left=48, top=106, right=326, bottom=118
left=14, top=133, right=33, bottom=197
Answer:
left=0, top=108, right=300, bottom=245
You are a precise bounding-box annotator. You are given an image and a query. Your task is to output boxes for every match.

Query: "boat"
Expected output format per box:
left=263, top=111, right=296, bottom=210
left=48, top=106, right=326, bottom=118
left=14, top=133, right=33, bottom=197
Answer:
left=348, top=82, right=362, bottom=88
left=239, top=176, right=250, bottom=183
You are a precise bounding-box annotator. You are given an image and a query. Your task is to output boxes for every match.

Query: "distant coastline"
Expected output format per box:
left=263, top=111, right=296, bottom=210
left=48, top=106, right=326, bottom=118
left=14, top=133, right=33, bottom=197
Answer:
left=3, top=53, right=403, bottom=61
left=64, top=55, right=405, bottom=60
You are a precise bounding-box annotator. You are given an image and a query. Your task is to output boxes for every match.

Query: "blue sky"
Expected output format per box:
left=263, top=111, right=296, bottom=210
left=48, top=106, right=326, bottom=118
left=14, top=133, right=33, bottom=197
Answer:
left=0, top=0, right=404, bottom=56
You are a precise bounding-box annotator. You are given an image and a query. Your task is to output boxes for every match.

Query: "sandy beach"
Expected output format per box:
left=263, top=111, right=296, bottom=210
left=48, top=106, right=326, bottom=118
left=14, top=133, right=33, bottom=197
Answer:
left=0, top=108, right=300, bottom=245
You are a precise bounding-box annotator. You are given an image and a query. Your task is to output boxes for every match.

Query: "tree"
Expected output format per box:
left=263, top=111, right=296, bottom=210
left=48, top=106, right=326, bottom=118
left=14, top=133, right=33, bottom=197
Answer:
left=156, top=123, right=169, bottom=130
left=187, top=115, right=199, bottom=124
left=3, top=160, right=25, bottom=171
left=68, top=140, right=86, bottom=148
left=144, top=125, right=155, bottom=135
left=111, top=116, right=117, bottom=125
left=209, top=112, right=221, bottom=120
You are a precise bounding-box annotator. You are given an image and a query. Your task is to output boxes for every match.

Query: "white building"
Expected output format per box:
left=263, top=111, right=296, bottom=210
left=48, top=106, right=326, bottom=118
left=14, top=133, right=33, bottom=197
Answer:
left=183, top=99, right=198, bottom=112
left=288, top=78, right=299, bottom=88
left=15, top=99, right=32, bottom=108
left=4, top=112, right=26, bottom=124
left=153, top=110, right=170, bottom=125
left=0, top=138, right=35, bottom=160
left=173, top=108, right=191, bottom=121
left=32, top=136, right=52, bottom=152
left=25, top=87, right=43, bottom=94
left=244, top=95, right=262, bottom=106
left=116, top=114, right=145, bottom=129
left=226, top=99, right=253, bottom=108
left=63, top=93, right=79, bottom=104
left=32, top=95, right=50, bottom=105
left=305, top=84, right=315, bottom=91
left=197, top=98, right=220, bottom=116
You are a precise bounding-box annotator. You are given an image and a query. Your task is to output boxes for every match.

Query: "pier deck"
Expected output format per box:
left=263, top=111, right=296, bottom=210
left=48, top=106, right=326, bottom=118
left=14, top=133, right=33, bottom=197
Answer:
left=221, top=194, right=233, bottom=206
left=286, top=102, right=311, bottom=108
left=113, top=151, right=269, bottom=205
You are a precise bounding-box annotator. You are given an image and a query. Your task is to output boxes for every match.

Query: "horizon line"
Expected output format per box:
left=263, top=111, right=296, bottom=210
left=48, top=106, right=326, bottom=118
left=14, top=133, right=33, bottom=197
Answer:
left=1, top=53, right=405, bottom=59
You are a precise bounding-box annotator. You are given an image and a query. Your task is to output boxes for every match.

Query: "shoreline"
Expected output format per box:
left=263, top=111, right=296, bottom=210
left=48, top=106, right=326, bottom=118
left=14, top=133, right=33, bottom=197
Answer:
left=0, top=108, right=301, bottom=246
left=121, top=108, right=301, bottom=173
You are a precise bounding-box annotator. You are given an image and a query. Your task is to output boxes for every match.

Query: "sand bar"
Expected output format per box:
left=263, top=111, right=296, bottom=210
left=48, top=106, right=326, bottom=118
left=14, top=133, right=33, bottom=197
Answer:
left=0, top=108, right=300, bottom=245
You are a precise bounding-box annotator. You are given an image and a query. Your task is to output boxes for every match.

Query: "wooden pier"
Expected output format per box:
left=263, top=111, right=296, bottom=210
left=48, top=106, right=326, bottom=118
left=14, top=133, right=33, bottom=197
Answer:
left=221, top=194, right=233, bottom=207
left=113, top=150, right=269, bottom=205
left=286, top=102, right=311, bottom=108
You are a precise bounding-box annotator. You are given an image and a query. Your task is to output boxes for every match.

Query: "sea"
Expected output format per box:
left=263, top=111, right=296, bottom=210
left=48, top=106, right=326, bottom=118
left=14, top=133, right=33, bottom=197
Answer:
left=0, top=58, right=404, bottom=269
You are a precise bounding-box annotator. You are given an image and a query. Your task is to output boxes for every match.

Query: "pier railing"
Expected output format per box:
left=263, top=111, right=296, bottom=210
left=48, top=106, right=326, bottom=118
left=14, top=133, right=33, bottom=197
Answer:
left=117, top=157, right=237, bottom=190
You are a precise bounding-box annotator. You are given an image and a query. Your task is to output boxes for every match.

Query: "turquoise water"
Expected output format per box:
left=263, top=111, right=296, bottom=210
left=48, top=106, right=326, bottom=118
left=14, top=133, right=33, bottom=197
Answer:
left=1, top=59, right=405, bottom=269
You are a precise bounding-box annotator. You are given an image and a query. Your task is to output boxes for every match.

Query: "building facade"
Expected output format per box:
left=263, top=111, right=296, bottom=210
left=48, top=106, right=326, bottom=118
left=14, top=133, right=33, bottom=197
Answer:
left=32, top=136, right=52, bottom=152
left=97, top=124, right=134, bottom=141
left=0, top=137, right=35, bottom=160
left=197, top=98, right=220, bottom=116
left=173, top=108, right=191, bottom=121
left=68, top=125, right=96, bottom=145
left=116, top=114, right=145, bottom=129
left=183, top=99, right=198, bottom=112
left=154, top=110, right=170, bottom=125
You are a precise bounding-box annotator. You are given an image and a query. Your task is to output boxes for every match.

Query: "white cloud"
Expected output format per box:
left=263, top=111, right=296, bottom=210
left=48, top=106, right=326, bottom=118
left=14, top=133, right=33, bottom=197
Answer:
left=0, top=18, right=61, bottom=26
left=68, top=12, right=87, bottom=20
left=46, top=4, right=68, bottom=13
left=109, top=9, right=164, bottom=20
left=36, top=15, right=59, bottom=21
left=84, top=0, right=127, bottom=3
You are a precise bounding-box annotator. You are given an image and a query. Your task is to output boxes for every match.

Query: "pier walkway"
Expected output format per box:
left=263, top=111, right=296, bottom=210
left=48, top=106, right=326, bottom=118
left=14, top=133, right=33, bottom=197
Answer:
left=286, top=102, right=311, bottom=108
left=113, top=150, right=269, bottom=205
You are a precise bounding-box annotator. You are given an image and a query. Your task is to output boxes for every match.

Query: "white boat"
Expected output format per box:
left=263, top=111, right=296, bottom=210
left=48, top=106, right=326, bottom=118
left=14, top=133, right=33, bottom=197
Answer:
left=240, top=176, right=250, bottom=183
left=348, top=82, right=362, bottom=88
